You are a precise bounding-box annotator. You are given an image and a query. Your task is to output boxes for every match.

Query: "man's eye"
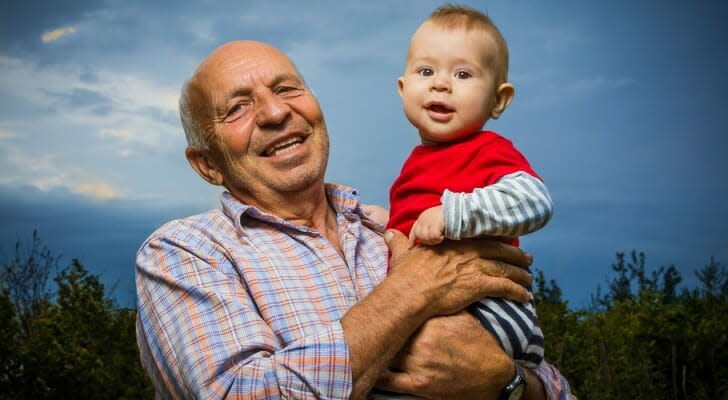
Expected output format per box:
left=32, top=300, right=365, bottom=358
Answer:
left=224, top=102, right=249, bottom=122
left=455, top=71, right=471, bottom=79
left=275, top=86, right=299, bottom=96
left=418, top=67, right=434, bottom=77
left=230, top=103, right=245, bottom=113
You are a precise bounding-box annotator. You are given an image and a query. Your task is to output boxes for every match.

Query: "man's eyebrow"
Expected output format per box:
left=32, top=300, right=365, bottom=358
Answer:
left=215, top=73, right=303, bottom=115
left=223, top=73, right=301, bottom=99
left=269, top=73, right=303, bottom=87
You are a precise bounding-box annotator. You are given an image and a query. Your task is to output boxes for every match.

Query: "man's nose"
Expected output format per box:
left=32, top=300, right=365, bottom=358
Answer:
left=430, top=74, right=451, bottom=92
left=255, top=91, right=291, bottom=127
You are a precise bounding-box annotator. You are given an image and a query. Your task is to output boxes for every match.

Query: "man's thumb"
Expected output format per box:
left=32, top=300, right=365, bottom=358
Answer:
left=384, top=229, right=408, bottom=260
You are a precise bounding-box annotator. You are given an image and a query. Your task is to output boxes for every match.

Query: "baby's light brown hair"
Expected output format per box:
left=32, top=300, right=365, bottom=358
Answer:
left=426, top=4, right=509, bottom=84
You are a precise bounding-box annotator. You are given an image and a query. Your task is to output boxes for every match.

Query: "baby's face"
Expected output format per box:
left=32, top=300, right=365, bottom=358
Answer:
left=399, top=22, right=501, bottom=144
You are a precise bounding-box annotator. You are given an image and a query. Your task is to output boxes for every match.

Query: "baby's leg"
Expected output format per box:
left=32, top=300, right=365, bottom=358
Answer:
left=468, top=291, right=544, bottom=368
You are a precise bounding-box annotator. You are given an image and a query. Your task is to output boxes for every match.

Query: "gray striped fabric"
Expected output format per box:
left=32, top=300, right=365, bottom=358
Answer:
left=442, top=171, right=553, bottom=367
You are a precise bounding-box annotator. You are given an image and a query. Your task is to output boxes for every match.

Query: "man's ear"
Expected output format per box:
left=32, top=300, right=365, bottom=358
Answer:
left=491, top=82, right=515, bottom=119
left=397, top=77, right=405, bottom=99
left=185, top=146, right=225, bottom=186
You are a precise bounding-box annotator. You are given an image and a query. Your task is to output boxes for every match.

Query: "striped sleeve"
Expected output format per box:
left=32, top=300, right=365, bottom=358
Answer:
left=442, top=171, right=553, bottom=240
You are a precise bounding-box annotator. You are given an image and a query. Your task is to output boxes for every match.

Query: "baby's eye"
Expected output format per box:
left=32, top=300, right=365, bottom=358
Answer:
left=455, top=71, right=472, bottom=79
left=418, top=67, right=434, bottom=77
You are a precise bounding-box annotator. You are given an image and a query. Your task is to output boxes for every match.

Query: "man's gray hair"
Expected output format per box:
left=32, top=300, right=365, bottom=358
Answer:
left=179, top=80, right=210, bottom=150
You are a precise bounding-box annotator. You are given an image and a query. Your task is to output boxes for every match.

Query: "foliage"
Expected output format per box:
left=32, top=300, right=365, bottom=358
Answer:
left=535, top=251, right=728, bottom=400
left=3, top=232, right=727, bottom=399
left=0, top=230, right=63, bottom=338
left=0, top=234, right=153, bottom=399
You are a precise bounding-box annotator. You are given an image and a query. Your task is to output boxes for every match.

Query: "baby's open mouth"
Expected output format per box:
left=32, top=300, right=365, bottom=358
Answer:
left=426, top=103, right=454, bottom=113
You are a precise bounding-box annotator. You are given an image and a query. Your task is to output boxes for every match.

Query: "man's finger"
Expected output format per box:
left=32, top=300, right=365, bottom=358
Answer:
left=375, top=369, right=418, bottom=397
left=384, top=229, right=409, bottom=262
left=408, top=226, right=418, bottom=249
left=481, top=259, right=533, bottom=288
left=387, top=348, right=419, bottom=373
left=450, top=239, right=533, bottom=269
left=478, top=276, right=530, bottom=303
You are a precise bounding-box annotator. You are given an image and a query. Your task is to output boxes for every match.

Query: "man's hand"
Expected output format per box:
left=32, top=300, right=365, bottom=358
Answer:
left=375, top=311, right=514, bottom=400
left=409, top=205, right=446, bottom=246
left=386, top=229, right=532, bottom=317
left=362, top=204, right=390, bottom=226
left=342, top=230, right=532, bottom=398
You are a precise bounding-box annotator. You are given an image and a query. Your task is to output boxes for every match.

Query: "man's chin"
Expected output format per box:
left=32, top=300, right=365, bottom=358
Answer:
left=275, top=168, right=325, bottom=193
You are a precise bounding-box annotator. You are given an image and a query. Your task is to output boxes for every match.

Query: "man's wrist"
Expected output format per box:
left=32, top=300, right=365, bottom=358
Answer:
left=499, top=361, right=527, bottom=400
left=521, top=364, right=547, bottom=400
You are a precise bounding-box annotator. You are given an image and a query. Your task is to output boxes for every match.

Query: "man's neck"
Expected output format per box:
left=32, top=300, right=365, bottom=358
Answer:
left=231, top=182, right=344, bottom=258
left=230, top=182, right=336, bottom=234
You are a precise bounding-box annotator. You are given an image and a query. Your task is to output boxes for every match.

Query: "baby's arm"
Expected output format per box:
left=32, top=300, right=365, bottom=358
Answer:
left=443, top=171, right=553, bottom=240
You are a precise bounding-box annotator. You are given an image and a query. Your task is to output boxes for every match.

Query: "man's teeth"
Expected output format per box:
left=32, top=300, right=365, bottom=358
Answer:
left=266, top=137, right=303, bottom=156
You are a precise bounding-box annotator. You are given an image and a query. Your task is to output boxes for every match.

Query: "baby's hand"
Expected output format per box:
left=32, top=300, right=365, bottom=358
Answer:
left=410, top=205, right=445, bottom=247
left=362, top=204, right=390, bottom=226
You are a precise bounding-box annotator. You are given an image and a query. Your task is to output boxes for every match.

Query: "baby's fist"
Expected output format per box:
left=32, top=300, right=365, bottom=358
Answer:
left=410, top=205, right=445, bottom=246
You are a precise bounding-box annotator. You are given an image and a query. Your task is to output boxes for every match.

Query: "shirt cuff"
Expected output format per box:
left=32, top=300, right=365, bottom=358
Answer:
left=532, top=362, right=576, bottom=400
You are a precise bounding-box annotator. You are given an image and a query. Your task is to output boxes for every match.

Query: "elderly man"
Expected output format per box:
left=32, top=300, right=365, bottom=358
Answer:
left=136, top=41, right=573, bottom=399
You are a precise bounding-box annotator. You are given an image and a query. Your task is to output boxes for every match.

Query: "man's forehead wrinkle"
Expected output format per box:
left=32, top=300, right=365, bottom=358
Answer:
left=188, top=40, right=307, bottom=119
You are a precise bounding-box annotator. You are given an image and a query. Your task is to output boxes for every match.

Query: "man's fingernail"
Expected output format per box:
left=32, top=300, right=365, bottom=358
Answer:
left=384, top=230, right=393, bottom=243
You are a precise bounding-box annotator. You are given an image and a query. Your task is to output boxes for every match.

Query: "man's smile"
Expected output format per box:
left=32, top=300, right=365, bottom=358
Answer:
left=263, top=135, right=305, bottom=157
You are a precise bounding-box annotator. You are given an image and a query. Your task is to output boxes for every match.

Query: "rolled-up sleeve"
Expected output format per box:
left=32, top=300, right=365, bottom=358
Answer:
left=533, top=361, right=577, bottom=400
left=135, top=224, right=352, bottom=399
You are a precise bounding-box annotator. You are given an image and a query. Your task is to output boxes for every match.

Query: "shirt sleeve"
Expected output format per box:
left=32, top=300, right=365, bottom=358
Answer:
left=135, top=223, right=352, bottom=399
left=533, top=361, right=577, bottom=400
left=442, top=171, right=554, bottom=240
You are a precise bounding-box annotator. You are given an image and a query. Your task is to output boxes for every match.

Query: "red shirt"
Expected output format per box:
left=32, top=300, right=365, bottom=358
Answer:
left=387, top=131, right=539, bottom=242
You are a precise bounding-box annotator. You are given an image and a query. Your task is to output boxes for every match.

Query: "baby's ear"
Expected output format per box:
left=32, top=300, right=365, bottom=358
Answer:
left=491, top=82, right=515, bottom=119
left=397, top=77, right=405, bottom=99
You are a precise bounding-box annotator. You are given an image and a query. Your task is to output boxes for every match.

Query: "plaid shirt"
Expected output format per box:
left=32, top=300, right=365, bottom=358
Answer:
left=136, top=184, right=574, bottom=399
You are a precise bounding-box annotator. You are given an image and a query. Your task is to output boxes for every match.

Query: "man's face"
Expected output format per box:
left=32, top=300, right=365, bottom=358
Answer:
left=398, top=22, right=500, bottom=144
left=194, top=41, right=329, bottom=203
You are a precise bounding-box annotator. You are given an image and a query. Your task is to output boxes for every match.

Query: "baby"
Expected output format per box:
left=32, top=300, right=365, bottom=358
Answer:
left=385, top=4, right=553, bottom=369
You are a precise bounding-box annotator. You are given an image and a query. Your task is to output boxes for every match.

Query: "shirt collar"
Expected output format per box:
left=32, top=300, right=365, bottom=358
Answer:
left=220, top=183, right=366, bottom=233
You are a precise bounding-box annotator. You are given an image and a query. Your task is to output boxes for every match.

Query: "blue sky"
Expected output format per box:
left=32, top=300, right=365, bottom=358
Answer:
left=1, top=0, right=727, bottom=307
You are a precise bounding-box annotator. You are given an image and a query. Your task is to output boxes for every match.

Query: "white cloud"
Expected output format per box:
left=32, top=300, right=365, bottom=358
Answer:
left=0, top=55, right=184, bottom=201
left=0, top=128, right=18, bottom=141
left=0, top=55, right=180, bottom=152
left=100, top=129, right=134, bottom=142
left=71, top=182, right=119, bottom=202
left=1, top=149, right=123, bottom=202
left=42, top=26, right=77, bottom=43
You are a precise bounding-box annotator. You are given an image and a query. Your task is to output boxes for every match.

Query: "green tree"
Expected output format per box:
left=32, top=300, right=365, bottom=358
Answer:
left=537, top=253, right=728, bottom=400
left=0, top=288, right=22, bottom=396
left=0, top=230, right=63, bottom=338
left=1, top=233, right=153, bottom=399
